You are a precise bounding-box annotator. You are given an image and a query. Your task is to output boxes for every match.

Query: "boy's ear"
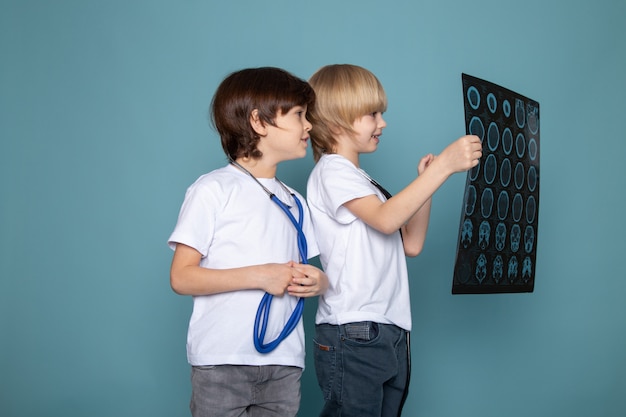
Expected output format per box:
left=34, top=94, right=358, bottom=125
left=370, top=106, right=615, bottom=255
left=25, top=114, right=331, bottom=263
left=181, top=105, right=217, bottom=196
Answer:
left=329, top=123, right=343, bottom=136
left=249, top=109, right=267, bottom=136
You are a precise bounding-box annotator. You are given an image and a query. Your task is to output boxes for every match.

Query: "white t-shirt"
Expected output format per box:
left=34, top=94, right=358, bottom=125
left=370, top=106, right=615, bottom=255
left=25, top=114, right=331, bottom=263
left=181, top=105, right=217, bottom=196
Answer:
left=168, top=164, right=319, bottom=368
left=307, top=154, right=412, bottom=331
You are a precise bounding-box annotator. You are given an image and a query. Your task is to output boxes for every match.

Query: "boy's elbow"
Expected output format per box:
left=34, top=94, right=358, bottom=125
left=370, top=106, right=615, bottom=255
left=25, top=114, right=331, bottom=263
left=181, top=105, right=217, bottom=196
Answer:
left=381, top=226, right=398, bottom=235
left=377, top=221, right=402, bottom=236
left=170, top=278, right=183, bottom=295
left=170, top=270, right=187, bottom=295
left=404, top=241, right=424, bottom=257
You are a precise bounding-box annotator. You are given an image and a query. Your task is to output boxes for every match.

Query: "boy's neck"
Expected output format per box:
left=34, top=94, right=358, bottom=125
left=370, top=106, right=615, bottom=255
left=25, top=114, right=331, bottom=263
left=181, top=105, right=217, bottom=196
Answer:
left=233, top=157, right=277, bottom=178
left=334, top=147, right=361, bottom=168
left=333, top=131, right=363, bottom=167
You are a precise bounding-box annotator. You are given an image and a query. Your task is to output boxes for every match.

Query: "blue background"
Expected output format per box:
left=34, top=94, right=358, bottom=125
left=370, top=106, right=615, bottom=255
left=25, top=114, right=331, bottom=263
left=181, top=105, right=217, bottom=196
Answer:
left=1, top=1, right=624, bottom=416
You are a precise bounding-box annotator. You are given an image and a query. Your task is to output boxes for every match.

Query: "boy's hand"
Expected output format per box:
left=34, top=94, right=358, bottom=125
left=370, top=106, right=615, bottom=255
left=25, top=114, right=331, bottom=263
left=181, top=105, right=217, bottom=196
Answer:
left=259, top=263, right=297, bottom=296
left=287, top=261, right=329, bottom=297
left=439, top=135, right=482, bottom=174
left=417, top=153, right=436, bottom=175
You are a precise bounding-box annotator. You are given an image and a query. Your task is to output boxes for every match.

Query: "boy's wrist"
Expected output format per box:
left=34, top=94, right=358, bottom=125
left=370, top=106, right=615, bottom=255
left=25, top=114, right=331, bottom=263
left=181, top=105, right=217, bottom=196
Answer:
left=423, top=157, right=453, bottom=181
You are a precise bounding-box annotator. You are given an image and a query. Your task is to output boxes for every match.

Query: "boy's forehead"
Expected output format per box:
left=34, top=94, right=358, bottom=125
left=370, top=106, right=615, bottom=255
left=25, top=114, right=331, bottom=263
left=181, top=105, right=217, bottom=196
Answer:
left=279, top=104, right=307, bottom=114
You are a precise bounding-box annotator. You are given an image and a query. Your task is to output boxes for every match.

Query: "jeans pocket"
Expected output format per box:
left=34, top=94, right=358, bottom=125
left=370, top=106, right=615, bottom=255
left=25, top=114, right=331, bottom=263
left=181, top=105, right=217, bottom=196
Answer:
left=344, top=321, right=379, bottom=342
left=313, top=339, right=336, bottom=401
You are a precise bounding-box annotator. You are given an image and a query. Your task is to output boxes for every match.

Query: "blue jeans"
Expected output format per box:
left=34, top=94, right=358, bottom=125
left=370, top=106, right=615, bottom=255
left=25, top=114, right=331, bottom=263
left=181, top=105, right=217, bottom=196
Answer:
left=190, top=365, right=301, bottom=417
left=313, top=322, right=411, bottom=417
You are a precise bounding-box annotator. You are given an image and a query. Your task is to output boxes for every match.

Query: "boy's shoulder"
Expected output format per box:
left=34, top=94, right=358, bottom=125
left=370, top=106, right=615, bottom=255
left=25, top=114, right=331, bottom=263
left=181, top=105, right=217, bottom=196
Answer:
left=191, top=164, right=237, bottom=186
left=310, top=154, right=366, bottom=190
left=314, top=154, right=356, bottom=173
left=184, top=165, right=247, bottom=198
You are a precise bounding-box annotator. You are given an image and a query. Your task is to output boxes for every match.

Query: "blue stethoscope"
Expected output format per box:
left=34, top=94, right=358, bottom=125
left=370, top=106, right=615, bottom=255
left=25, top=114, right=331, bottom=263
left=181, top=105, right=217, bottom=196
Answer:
left=231, top=160, right=307, bottom=353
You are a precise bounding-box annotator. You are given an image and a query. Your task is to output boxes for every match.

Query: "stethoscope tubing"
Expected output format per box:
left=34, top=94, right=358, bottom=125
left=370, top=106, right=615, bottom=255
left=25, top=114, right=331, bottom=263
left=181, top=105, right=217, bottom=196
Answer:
left=253, top=194, right=308, bottom=353
left=229, top=160, right=308, bottom=354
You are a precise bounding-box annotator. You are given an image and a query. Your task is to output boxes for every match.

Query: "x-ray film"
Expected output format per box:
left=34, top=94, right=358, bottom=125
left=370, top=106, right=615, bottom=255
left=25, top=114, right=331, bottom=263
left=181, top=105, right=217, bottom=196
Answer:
left=452, top=74, right=539, bottom=294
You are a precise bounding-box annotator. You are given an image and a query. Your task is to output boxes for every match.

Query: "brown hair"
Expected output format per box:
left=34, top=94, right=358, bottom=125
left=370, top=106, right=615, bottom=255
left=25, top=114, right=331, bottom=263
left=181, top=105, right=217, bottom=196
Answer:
left=211, top=67, right=315, bottom=160
left=308, top=64, right=387, bottom=161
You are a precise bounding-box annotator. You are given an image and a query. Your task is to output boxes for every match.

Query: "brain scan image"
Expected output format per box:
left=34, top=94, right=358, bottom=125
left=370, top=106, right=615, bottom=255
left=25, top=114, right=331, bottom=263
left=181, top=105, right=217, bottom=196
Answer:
left=512, top=193, right=523, bottom=223
left=495, top=222, right=507, bottom=251
left=487, top=93, right=497, bottom=113
left=527, top=165, right=537, bottom=192
left=516, top=133, right=526, bottom=158
left=526, top=196, right=537, bottom=223
left=479, top=220, right=491, bottom=250
left=481, top=188, right=494, bottom=218
left=502, top=128, right=513, bottom=155
left=527, top=104, right=539, bottom=134
left=510, top=224, right=521, bottom=253
left=497, top=191, right=509, bottom=220
left=484, top=154, right=498, bottom=184
left=514, top=162, right=525, bottom=190
left=467, top=86, right=480, bottom=109
left=528, top=138, right=538, bottom=161
left=503, top=100, right=511, bottom=118
left=522, top=257, right=533, bottom=283
left=515, top=99, right=525, bottom=128
left=524, top=225, right=535, bottom=253
left=469, top=116, right=485, bottom=140
left=465, top=185, right=477, bottom=216
left=487, top=122, right=500, bottom=151
left=493, top=255, right=504, bottom=283
left=508, top=256, right=519, bottom=282
left=469, top=161, right=480, bottom=181
left=476, top=254, right=488, bottom=283
left=500, top=158, right=512, bottom=187
left=454, top=74, right=539, bottom=294
left=461, top=219, right=473, bottom=248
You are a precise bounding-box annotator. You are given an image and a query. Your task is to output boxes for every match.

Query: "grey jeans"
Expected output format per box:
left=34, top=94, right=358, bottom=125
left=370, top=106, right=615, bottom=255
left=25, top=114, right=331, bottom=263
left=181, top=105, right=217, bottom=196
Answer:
left=190, top=364, right=302, bottom=417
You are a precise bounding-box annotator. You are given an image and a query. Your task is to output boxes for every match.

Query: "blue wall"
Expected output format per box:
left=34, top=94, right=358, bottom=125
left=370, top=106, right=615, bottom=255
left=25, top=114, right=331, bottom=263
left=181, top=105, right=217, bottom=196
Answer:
left=1, top=1, right=625, bottom=416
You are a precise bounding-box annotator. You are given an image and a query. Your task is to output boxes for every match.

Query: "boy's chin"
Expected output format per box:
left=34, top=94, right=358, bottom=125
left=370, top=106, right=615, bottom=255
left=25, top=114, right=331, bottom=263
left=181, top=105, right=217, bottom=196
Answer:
left=364, top=145, right=378, bottom=154
left=285, top=150, right=308, bottom=161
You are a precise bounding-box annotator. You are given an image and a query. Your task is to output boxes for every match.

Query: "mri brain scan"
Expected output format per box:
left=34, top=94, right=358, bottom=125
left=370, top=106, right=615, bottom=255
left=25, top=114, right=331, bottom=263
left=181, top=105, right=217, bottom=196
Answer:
left=461, top=219, right=473, bottom=249
left=453, top=74, right=540, bottom=294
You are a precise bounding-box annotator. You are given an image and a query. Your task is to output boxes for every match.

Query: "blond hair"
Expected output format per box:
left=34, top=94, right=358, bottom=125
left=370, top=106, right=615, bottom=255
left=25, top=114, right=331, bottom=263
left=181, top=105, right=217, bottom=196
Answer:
left=308, top=64, right=388, bottom=161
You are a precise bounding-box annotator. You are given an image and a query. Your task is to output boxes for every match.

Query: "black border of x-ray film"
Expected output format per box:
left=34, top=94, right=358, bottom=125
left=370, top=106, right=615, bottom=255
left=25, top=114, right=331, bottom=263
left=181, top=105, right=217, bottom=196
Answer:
left=452, top=74, right=540, bottom=294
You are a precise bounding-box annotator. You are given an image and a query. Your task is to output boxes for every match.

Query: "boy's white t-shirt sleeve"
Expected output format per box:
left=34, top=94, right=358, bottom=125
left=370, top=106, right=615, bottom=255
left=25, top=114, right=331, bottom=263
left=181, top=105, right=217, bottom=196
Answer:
left=167, top=180, right=215, bottom=257
left=320, top=156, right=378, bottom=225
